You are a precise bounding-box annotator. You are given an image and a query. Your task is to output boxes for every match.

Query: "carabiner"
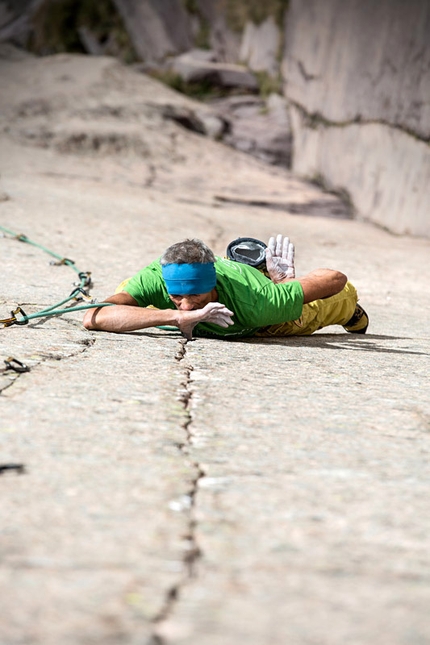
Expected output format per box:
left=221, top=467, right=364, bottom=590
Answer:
left=77, top=271, right=93, bottom=288
left=70, top=286, right=91, bottom=300
left=50, top=257, right=75, bottom=266
left=15, top=234, right=29, bottom=243
left=1, top=306, right=29, bottom=327
left=12, top=306, right=29, bottom=325
left=4, top=357, right=30, bottom=373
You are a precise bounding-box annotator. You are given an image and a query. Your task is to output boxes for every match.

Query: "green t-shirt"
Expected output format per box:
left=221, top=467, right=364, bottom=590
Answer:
left=123, top=257, right=304, bottom=338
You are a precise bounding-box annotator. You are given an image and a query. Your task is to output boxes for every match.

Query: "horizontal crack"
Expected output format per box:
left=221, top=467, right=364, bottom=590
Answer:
left=290, top=100, right=430, bottom=144
left=0, top=338, right=95, bottom=396
left=0, top=463, right=26, bottom=475
left=214, top=193, right=351, bottom=218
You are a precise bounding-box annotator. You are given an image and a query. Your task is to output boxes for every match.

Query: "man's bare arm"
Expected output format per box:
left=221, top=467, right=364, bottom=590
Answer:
left=298, top=269, right=347, bottom=303
left=82, top=292, right=233, bottom=339
left=83, top=293, right=181, bottom=332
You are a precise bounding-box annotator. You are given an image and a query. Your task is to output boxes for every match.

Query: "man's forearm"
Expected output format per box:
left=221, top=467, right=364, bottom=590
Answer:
left=297, top=269, right=348, bottom=303
left=83, top=304, right=180, bottom=332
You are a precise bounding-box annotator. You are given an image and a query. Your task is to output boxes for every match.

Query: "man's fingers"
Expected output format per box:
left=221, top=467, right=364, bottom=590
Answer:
left=180, top=324, right=195, bottom=340
left=282, top=236, right=290, bottom=261
left=208, top=312, right=234, bottom=326
left=203, top=302, right=233, bottom=316
left=199, top=302, right=234, bottom=328
left=287, top=241, right=295, bottom=266
left=212, top=317, right=233, bottom=328
left=276, top=234, right=283, bottom=256
left=268, top=236, right=276, bottom=255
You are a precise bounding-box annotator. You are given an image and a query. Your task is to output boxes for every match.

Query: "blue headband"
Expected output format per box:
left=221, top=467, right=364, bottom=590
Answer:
left=161, top=262, right=217, bottom=295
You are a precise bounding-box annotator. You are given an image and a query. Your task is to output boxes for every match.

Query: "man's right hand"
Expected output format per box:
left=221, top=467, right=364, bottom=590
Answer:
left=177, top=302, right=234, bottom=340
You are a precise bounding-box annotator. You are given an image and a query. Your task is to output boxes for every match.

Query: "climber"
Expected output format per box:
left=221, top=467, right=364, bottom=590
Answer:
left=82, top=234, right=368, bottom=340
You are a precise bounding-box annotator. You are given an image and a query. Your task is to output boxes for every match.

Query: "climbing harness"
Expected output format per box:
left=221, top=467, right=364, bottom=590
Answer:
left=0, top=224, right=113, bottom=328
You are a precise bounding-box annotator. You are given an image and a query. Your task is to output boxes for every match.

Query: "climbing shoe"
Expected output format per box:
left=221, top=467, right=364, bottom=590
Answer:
left=344, top=304, right=369, bottom=334
left=226, top=237, right=267, bottom=270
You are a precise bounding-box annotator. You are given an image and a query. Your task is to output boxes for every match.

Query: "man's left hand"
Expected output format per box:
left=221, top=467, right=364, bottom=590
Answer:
left=265, top=234, right=296, bottom=283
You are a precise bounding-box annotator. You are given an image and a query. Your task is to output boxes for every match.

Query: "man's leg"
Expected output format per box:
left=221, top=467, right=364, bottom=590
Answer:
left=256, top=281, right=365, bottom=337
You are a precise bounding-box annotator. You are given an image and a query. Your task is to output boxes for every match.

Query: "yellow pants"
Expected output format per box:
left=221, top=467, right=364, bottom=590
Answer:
left=255, top=281, right=358, bottom=337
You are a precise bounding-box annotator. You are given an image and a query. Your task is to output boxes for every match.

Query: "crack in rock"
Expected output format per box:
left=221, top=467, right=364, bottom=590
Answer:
left=297, top=60, right=319, bottom=82
left=151, top=338, right=204, bottom=643
left=290, top=100, right=430, bottom=144
left=0, top=337, right=95, bottom=396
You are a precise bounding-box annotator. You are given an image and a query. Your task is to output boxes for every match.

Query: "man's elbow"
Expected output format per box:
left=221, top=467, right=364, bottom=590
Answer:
left=83, top=309, right=97, bottom=330
left=335, top=271, right=348, bottom=290
left=300, top=269, right=348, bottom=304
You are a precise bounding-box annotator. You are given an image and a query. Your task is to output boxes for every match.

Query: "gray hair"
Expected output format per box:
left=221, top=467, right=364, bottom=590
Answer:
left=160, top=239, right=215, bottom=265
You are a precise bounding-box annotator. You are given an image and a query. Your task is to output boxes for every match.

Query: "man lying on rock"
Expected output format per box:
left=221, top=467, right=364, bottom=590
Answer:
left=83, top=234, right=368, bottom=340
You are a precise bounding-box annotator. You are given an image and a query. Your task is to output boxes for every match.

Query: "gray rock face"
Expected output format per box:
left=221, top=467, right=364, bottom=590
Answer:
left=112, top=0, right=194, bottom=62
left=283, top=0, right=430, bottom=236
left=1, top=50, right=430, bottom=645
left=195, top=0, right=241, bottom=63
left=240, top=16, right=280, bottom=77
left=283, top=0, right=430, bottom=138
left=0, top=1, right=13, bottom=29
left=172, top=51, right=259, bottom=91
left=0, top=0, right=36, bottom=46
left=290, top=107, right=430, bottom=236
left=2, top=0, right=428, bottom=237
left=210, top=93, right=292, bottom=167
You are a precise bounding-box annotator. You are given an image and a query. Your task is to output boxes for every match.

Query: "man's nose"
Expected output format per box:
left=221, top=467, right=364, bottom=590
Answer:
left=179, top=298, right=194, bottom=311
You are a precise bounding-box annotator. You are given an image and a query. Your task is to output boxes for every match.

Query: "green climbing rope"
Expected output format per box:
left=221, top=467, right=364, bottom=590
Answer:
left=0, top=225, right=178, bottom=332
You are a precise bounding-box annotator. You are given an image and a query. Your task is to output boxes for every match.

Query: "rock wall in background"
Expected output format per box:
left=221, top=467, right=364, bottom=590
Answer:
left=283, top=0, right=430, bottom=236
left=0, top=0, right=35, bottom=45
left=1, top=0, right=429, bottom=236
left=112, top=0, right=193, bottom=62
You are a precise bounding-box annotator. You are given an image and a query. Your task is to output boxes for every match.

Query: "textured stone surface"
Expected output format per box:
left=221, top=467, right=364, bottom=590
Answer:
left=210, top=93, right=292, bottom=167
left=195, top=0, right=241, bottom=64
left=283, top=0, right=430, bottom=137
left=282, top=0, right=430, bottom=237
left=290, top=106, right=430, bottom=236
left=1, top=51, right=430, bottom=645
left=156, top=332, right=430, bottom=645
left=112, top=0, right=193, bottom=62
left=239, top=16, right=280, bottom=77
left=172, top=52, right=258, bottom=91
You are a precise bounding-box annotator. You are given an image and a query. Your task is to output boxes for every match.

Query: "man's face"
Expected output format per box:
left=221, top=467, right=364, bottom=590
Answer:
left=169, top=290, right=216, bottom=311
